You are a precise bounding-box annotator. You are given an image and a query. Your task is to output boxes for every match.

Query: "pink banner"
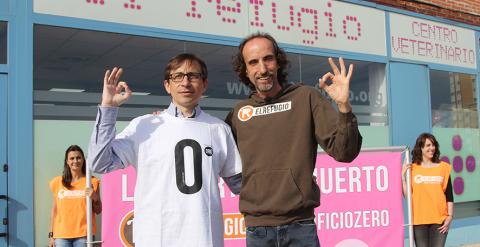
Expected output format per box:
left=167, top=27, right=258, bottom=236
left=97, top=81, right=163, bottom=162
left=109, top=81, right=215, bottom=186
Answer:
left=316, top=152, right=404, bottom=247
left=101, top=152, right=404, bottom=247
left=101, top=166, right=136, bottom=247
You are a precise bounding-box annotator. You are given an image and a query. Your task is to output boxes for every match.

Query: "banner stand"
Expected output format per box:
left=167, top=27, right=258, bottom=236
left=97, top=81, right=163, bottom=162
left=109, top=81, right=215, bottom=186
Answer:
left=86, top=165, right=103, bottom=247
left=319, top=146, right=413, bottom=247
left=89, top=146, right=414, bottom=247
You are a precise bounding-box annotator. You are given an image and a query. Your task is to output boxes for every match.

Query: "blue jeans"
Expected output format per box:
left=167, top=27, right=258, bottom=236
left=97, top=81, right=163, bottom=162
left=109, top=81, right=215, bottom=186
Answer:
left=246, top=220, right=321, bottom=247
left=54, top=237, right=87, bottom=247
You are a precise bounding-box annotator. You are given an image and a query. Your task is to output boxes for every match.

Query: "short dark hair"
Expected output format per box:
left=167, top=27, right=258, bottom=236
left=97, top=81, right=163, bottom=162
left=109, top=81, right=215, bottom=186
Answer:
left=62, top=145, right=86, bottom=189
left=164, top=53, right=208, bottom=81
left=233, top=32, right=289, bottom=90
left=411, top=133, right=441, bottom=164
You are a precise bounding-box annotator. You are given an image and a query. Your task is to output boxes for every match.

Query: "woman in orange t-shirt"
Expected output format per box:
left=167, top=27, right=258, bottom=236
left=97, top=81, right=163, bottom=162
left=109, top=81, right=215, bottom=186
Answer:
left=402, top=133, right=454, bottom=247
left=48, top=145, right=102, bottom=247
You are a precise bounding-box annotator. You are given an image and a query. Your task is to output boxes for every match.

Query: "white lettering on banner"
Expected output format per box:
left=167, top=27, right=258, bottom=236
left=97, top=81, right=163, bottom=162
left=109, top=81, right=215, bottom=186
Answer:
left=122, top=174, right=134, bottom=202
left=224, top=216, right=246, bottom=236
left=317, top=165, right=388, bottom=194
left=33, top=0, right=386, bottom=56
left=390, top=13, right=476, bottom=69
left=317, top=210, right=390, bottom=230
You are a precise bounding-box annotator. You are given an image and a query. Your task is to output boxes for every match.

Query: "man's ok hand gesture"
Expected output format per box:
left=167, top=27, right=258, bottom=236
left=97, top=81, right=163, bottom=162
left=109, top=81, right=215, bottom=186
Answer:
left=319, top=57, right=354, bottom=113
left=101, top=67, right=132, bottom=107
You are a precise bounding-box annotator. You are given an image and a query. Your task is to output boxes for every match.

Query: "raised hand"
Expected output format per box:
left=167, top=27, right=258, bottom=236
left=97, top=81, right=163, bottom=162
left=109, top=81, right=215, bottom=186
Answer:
left=319, top=57, right=354, bottom=113
left=101, top=67, right=132, bottom=107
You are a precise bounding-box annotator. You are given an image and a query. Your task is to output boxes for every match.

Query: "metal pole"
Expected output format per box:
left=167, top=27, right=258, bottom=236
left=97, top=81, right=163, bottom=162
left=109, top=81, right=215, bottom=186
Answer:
left=405, top=148, right=414, bottom=247
left=86, top=164, right=93, bottom=247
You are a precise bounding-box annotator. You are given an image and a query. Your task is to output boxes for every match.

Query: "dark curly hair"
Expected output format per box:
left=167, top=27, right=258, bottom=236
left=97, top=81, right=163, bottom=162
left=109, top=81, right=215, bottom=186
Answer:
left=411, top=133, right=441, bottom=165
left=62, top=145, right=86, bottom=189
left=233, top=32, right=289, bottom=90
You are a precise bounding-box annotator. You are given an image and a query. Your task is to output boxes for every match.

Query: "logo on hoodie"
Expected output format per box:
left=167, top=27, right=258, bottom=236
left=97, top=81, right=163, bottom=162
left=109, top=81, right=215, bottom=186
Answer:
left=237, top=101, right=292, bottom=122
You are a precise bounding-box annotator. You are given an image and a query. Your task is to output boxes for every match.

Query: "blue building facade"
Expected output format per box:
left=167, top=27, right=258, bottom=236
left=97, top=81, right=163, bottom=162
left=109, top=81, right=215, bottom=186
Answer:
left=0, top=0, right=479, bottom=246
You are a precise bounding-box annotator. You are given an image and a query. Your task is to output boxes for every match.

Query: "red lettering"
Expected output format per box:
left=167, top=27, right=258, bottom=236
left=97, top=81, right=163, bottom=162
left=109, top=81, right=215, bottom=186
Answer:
left=454, top=47, right=462, bottom=62
left=400, top=37, right=409, bottom=54
left=186, top=0, right=202, bottom=19
left=468, top=50, right=475, bottom=64
left=420, top=23, right=429, bottom=38
left=123, top=0, right=141, bottom=10
left=187, top=0, right=241, bottom=23
left=443, top=27, right=450, bottom=43
left=425, top=42, right=433, bottom=57
left=298, top=7, right=318, bottom=45
left=213, top=0, right=241, bottom=24
left=417, top=40, right=426, bottom=56
left=343, top=15, right=361, bottom=41
left=408, top=39, right=417, bottom=54
left=391, top=37, right=401, bottom=53
left=86, top=0, right=105, bottom=5
left=411, top=21, right=420, bottom=37
left=249, top=0, right=264, bottom=27
left=271, top=2, right=294, bottom=31
left=447, top=47, right=454, bottom=60
left=451, top=29, right=458, bottom=43
left=323, top=1, right=336, bottom=38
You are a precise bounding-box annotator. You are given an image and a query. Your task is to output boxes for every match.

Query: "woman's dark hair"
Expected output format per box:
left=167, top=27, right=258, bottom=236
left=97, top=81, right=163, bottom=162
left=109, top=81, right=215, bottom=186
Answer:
left=62, top=145, right=86, bottom=189
left=233, top=32, right=289, bottom=90
left=411, top=133, right=441, bottom=164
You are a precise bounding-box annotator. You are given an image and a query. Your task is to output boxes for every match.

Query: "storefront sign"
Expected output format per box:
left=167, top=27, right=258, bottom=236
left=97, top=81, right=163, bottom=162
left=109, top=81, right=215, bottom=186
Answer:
left=101, top=151, right=404, bottom=246
left=33, top=0, right=386, bottom=56
left=390, top=13, right=477, bottom=69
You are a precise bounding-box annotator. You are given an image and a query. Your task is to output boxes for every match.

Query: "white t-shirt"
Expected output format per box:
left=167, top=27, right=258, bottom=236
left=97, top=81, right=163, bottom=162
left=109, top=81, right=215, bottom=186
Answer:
left=90, top=105, right=242, bottom=246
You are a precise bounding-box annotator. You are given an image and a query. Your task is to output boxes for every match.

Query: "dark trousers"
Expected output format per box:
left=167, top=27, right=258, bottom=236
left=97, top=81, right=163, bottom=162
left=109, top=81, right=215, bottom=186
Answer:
left=413, top=224, right=448, bottom=247
left=246, top=220, right=320, bottom=247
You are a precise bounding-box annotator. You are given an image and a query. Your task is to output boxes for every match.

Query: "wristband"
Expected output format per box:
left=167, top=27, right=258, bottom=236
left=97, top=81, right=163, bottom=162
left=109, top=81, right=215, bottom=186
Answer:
left=48, top=232, right=53, bottom=238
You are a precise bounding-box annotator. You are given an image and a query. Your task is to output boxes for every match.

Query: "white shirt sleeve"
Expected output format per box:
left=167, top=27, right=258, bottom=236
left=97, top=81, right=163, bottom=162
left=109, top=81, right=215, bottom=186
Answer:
left=87, top=106, right=138, bottom=174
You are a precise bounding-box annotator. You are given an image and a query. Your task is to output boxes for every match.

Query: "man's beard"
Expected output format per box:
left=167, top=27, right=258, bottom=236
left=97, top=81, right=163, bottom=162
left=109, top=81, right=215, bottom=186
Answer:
left=255, top=73, right=275, bottom=92
left=256, top=82, right=274, bottom=92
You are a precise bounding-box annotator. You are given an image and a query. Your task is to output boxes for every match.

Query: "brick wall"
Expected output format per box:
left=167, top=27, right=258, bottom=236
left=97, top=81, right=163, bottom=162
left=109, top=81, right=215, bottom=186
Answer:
left=366, top=0, right=480, bottom=26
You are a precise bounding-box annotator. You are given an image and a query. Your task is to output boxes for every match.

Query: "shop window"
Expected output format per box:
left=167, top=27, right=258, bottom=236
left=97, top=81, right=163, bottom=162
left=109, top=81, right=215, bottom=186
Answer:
left=288, top=54, right=388, bottom=147
left=0, top=22, right=6, bottom=64
left=430, top=70, right=479, bottom=203
left=34, top=25, right=239, bottom=121
left=430, top=70, right=478, bottom=128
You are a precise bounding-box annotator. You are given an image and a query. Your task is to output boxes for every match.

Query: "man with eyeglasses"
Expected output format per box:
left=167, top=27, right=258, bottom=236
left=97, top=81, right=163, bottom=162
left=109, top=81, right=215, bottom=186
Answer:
left=87, top=53, right=242, bottom=246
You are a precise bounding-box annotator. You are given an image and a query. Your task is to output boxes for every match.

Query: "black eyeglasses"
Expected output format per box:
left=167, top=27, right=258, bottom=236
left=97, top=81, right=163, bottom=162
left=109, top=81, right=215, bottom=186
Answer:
left=169, top=72, right=203, bottom=83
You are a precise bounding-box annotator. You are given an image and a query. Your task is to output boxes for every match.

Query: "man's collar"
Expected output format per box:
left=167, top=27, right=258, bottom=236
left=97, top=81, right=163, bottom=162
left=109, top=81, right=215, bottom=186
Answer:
left=166, top=102, right=200, bottom=118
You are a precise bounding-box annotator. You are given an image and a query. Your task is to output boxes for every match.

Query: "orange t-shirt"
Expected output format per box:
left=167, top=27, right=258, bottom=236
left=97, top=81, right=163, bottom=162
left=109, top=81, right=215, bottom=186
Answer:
left=49, top=176, right=100, bottom=238
left=410, top=161, right=451, bottom=225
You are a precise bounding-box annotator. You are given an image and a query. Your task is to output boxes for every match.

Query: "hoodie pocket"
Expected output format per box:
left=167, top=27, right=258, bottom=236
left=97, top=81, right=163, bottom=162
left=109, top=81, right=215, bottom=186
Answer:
left=240, top=169, right=304, bottom=216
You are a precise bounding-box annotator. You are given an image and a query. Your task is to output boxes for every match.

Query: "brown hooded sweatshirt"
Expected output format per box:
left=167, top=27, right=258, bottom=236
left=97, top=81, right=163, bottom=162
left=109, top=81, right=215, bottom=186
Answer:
left=225, top=83, right=362, bottom=227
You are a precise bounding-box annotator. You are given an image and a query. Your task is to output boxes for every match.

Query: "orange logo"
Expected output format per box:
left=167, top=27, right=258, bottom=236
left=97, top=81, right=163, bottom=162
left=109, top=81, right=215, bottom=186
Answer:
left=119, top=210, right=134, bottom=247
left=238, top=105, right=254, bottom=122
left=223, top=213, right=246, bottom=239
